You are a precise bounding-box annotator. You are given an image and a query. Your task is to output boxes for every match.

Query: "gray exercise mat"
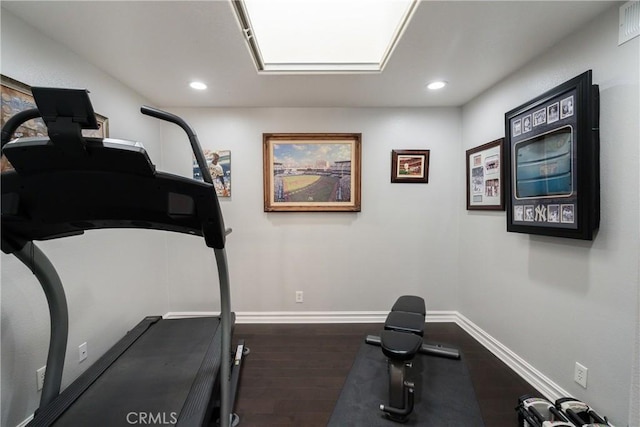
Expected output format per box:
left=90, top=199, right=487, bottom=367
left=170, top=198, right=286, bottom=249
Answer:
left=328, top=340, right=485, bottom=426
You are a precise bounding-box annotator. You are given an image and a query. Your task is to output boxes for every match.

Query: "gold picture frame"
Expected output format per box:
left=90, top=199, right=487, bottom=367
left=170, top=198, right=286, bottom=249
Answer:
left=1, top=74, right=109, bottom=140
left=263, top=133, right=362, bottom=212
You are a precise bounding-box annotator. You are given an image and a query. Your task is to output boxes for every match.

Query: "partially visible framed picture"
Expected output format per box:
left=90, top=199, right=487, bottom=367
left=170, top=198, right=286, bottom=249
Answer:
left=1, top=75, right=109, bottom=139
left=466, top=138, right=504, bottom=210
left=391, top=149, right=430, bottom=183
left=263, top=133, right=361, bottom=212
left=193, top=149, right=231, bottom=198
left=505, top=70, right=599, bottom=240
left=1, top=75, right=109, bottom=172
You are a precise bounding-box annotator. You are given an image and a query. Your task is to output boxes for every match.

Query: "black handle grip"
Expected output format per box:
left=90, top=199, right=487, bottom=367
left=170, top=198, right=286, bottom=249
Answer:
left=140, top=105, right=192, bottom=134
left=140, top=105, right=213, bottom=184
left=1, top=108, right=41, bottom=149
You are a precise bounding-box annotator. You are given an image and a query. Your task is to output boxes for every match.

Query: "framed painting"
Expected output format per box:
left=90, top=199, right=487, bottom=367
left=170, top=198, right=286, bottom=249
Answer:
left=391, top=149, right=430, bottom=183
left=1, top=75, right=109, bottom=139
left=504, top=70, right=599, bottom=240
left=1, top=75, right=109, bottom=172
left=263, top=133, right=361, bottom=212
left=466, top=138, right=504, bottom=210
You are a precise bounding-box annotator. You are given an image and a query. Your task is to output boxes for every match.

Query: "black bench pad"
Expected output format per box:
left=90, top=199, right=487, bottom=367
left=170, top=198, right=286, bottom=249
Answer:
left=391, top=295, right=426, bottom=316
left=380, top=330, right=422, bottom=361
left=385, top=311, right=425, bottom=336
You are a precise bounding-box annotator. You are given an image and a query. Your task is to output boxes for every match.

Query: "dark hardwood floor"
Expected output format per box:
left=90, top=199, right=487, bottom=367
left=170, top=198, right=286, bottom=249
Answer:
left=231, top=323, right=538, bottom=426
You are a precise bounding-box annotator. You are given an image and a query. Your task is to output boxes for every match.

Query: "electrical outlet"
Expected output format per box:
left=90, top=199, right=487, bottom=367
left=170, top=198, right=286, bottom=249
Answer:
left=574, top=362, right=588, bottom=388
left=79, top=342, right=88, bottom=362
left=295, top=291, right=303, bottom=303
left=36, top=366, right=46, bottom=391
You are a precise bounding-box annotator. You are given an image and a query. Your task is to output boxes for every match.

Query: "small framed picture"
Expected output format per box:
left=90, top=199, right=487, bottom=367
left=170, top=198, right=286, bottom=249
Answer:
left=465, top=138, right=504, bottom=210
left=390, top=149, right=430, bottom=183
left=193, top=149, right=231, bottom=198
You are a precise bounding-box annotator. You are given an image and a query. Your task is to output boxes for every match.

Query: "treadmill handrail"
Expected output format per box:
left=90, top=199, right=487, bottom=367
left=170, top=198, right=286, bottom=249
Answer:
left=140, top=105, right=213, bottom=185
left=7, top=240, right=69, bottom=410
left=139, top=107, right=233, bottom=427
left=1, top=108, right=41, bottom=148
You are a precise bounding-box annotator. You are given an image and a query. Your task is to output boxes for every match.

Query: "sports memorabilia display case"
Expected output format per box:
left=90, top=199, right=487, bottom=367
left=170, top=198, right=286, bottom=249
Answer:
left=504, top=71, right=600, bottom=240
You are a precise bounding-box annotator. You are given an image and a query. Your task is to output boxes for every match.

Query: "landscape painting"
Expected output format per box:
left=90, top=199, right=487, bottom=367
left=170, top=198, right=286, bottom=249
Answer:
left=263, top=133, right=361, bottom=212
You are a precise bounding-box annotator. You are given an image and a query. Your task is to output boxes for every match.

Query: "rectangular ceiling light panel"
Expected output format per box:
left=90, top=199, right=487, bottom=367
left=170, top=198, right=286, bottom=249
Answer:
left=233, top=0, right=417, bottom=73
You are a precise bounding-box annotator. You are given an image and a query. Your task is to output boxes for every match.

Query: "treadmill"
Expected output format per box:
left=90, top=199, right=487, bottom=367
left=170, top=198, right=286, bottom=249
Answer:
left=1, top=87, right=245, bottom=427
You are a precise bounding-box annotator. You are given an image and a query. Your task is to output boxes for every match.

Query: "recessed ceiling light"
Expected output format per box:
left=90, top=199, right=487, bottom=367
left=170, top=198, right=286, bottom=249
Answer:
left=189, top=81, right=207, bottom=90
left=427, top=81, right=447, bottom=90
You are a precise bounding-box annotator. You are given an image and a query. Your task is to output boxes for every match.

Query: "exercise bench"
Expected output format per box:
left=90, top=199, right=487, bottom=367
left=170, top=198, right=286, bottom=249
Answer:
left=365, top=296, right=460, bottom=360
left=365, top=295, right=461, bottom=423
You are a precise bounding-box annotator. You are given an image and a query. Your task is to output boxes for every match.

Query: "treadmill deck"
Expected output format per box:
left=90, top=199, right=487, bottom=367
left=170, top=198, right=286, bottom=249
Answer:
left=52, top=317, right=221, bottom=427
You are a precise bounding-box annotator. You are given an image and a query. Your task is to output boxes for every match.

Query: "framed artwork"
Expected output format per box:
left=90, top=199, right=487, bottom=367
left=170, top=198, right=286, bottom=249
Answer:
left=466, top=138, right=504, bottom=210
left=504, top=70, right=600, bottom=240
left=391, top=149, right=430, bottom=183
left=1, top=75, right=109, bottom=139
left=193, top=149, right=231, bottom=198
left=263, top=133, right=361, bottom=212
left=1, top=75, right=109, bottom=171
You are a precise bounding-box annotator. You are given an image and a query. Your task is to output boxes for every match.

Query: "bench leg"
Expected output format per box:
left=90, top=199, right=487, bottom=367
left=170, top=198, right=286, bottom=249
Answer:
left=380, top=359, right=414, bottom=423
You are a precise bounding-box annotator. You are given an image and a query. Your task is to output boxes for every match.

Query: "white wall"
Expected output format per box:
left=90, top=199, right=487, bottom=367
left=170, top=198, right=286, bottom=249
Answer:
left=460, top=5, right=639, bottom=425
left=0, top=10, right=169, bottom=427
left=159, top=107, right=462, bottom=313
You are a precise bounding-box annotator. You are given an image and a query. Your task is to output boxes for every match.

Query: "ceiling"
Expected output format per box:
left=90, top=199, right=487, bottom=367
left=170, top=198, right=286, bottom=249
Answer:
left=2, top=1, right=615, bottom=108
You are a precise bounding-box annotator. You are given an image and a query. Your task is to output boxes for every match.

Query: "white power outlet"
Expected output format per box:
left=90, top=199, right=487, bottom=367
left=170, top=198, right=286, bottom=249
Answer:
left=79, top=342, right=88, bottom=362
left=36, top=366, right=46, bottom=391
left=295, top=291, right=303, bottom=303
left=574, top=362, right=588, bottom=388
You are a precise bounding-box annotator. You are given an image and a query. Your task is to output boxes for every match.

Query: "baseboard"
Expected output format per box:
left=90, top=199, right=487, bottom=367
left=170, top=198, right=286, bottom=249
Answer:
left=164, top=310, right=565, bottom=401
left=238, top=311, right=390, bottom=323
left=16, top=415, right=33, bottom=427
left=454, top=312, right=571, bottom=401
left=164, top=310, right=459, bottom=324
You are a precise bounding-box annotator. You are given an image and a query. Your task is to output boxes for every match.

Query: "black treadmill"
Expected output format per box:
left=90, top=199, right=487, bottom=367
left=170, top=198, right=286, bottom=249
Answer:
left=1, top=87, right=245, bottom=427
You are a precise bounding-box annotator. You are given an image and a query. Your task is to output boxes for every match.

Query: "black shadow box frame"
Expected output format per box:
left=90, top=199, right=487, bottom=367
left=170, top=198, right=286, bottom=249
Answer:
left=504, top=70, right=600, bottom=240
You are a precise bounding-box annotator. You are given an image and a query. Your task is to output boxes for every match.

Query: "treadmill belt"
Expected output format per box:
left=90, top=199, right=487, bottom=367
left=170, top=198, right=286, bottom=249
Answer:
left=54, top=317, right=221, bottom=427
